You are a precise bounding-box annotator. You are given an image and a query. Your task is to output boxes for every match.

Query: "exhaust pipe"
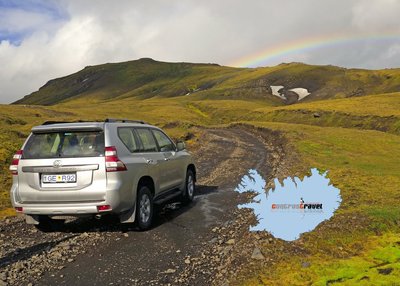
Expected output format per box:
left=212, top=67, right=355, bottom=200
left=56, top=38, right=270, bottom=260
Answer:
left=95, top=214, right=102, bottom=220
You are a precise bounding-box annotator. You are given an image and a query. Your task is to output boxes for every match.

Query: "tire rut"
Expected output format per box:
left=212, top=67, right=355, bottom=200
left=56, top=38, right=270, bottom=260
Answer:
left=195, top=128, right=270, bottom=186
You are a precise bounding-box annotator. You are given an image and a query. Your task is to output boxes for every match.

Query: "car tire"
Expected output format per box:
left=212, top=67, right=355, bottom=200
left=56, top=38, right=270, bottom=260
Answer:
left=136, top=186, right=154, bottom=230
left=182, top=169, right=195, bottom=204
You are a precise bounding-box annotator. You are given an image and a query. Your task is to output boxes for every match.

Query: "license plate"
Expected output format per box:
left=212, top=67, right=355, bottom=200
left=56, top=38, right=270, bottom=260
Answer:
left=42, top=174, right=76, bottom=184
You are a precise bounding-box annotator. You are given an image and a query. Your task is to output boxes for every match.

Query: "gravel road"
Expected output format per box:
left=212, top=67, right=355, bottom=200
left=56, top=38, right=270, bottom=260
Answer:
left=0, top=126, right=292, bottom=286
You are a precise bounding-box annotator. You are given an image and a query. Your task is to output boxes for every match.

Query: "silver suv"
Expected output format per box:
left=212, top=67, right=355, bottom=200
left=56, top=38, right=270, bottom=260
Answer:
left=9, top=119, right=196, bottom=230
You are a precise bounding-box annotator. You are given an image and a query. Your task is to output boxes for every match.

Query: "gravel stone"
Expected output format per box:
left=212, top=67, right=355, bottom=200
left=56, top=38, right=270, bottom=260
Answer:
left=225, top=239, right=235, bottom=245
left=251, top=248, right=265, bottom=260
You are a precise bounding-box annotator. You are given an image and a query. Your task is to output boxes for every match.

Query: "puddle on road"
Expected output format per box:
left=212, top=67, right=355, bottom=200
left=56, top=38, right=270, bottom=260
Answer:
left=235, top=168, right=342, bottom=241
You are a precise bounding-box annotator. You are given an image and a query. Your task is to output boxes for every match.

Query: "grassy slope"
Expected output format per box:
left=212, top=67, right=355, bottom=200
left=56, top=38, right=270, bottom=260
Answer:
left=278, top=92, right=400, bottom=116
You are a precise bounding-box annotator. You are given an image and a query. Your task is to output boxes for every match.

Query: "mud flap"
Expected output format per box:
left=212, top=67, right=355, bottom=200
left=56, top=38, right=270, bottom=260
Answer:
left=119, top=205, right=136, bottom=223
left=25, top=214, right=39, bottom=225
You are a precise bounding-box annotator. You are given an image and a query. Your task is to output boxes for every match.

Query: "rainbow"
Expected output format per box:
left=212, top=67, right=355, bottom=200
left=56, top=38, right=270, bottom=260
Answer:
left=229, top=32, right=400, bottom=68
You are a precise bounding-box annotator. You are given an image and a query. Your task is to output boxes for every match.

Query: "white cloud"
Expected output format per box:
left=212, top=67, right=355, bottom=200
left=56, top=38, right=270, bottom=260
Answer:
left=351, top=0, right=400, bottom=33
left=0, top=8, right=53, bottom=34
left=384, top=44, right=400, bottom=59
left=0, top=0, right=400, bottom=103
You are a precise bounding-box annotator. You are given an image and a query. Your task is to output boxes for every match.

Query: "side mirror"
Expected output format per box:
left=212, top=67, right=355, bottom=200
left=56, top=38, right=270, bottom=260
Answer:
left=176, top=141, right=186, bottom=151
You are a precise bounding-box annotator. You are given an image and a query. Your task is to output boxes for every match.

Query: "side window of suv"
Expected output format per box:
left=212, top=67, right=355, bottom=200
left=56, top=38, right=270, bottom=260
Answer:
left=152, top=129, right=175, bottom=152
left=135, top=128, right=158, bottom=152
left=118, top=128, right=140, bottom=153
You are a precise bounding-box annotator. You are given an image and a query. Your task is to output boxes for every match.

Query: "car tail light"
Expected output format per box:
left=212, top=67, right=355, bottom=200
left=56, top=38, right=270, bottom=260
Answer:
left=10, top=150, right=23, bottom=175
left=105, top=146, right=127, bottom=172
left=15, top=207, right=23, bottom=212
left=97, top=205, right=112, bottom=212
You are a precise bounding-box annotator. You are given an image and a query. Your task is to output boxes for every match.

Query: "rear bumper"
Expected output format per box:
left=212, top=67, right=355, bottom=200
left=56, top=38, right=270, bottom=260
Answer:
left=10, top=171, right=137, bottom=220
left=18, top=203, right=107, bottom=215
left=10, top=183, right=133, bottom=216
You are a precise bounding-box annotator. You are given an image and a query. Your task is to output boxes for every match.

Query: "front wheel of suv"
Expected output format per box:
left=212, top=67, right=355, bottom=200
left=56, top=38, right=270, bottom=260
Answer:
left=136, top=186, right=154, bottom=230
left=182, top=169, right=195, bottom=204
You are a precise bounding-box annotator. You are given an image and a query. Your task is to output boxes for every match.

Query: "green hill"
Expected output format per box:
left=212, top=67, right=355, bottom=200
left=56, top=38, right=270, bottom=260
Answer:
left=13, top=58, right=400, bottom=105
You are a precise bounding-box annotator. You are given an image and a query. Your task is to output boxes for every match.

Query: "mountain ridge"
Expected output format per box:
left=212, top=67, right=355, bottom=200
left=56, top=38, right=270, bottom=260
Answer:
left=13, top=58, right=400, bottom=105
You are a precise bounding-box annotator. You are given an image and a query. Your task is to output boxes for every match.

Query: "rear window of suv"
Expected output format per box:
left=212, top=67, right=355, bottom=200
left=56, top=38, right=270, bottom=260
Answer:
left=23, top=131, right=105, bottom=159
left=135, top=128, right=158, bottom=152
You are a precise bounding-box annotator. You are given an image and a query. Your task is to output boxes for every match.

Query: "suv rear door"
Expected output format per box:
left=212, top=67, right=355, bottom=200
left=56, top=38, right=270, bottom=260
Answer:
left=17, top=128, right=107, bottom=203
left=133, top=128, right=166, bottom=192
left=134, top=127, right=180, bottom=192
left=151, top=128, right=184, bottom=189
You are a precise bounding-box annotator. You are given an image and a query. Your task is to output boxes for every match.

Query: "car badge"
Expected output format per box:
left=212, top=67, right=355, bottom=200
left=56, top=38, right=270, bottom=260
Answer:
left=53, top=160, right=62, bottom=168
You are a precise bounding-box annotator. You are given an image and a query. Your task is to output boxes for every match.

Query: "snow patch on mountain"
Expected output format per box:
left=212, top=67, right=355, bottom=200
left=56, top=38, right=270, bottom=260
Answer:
left=270, top=85, right=286, bottom=100
left=270, top=85, right=310, bottom=101
left=289, top=88, right=310, bottom=100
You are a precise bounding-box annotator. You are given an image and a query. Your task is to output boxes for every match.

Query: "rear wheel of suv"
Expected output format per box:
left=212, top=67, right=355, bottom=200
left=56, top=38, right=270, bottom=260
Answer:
left=182, top=169, right=195, bottom=204
left=136, top=186, right=154, bottom=230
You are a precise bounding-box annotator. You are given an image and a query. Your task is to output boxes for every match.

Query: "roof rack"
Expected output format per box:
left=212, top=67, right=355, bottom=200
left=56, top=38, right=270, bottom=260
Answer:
left=41, top=119, right=147, bottom=125
left=42, top=120, right=89, bottom=125
left=105, top=118, right=147, bottom=124
left=42, top=121, right=70, bottom=125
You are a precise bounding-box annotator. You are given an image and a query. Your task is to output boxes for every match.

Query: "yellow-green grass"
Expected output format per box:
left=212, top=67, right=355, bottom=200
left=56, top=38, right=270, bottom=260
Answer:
left=245, top=233, right=400, bottom=285
left=58, top=97, right=205, bottom=124
left=235, top=121, right=400, bottom=284
left=231, top=92, right=400, bottom=118
left=257, top=92, right=400, bottom=117
left=212, top=93, right=400, bottom=135
left=179, top=99, right=275, bottom=124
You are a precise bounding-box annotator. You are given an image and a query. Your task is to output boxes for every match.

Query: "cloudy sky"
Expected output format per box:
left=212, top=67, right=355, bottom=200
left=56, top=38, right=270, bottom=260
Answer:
left=1, top=0, right=400, bottom=103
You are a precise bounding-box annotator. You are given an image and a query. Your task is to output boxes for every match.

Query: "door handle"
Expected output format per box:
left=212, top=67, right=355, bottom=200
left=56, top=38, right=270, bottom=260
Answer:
left=164, top=157, right=170, bottom=161
left=146, top=159, right=154, bottom=164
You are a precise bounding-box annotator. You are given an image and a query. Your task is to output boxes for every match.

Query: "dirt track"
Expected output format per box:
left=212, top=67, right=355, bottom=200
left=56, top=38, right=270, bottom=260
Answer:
left=0, top=126, right=291, bottom=286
